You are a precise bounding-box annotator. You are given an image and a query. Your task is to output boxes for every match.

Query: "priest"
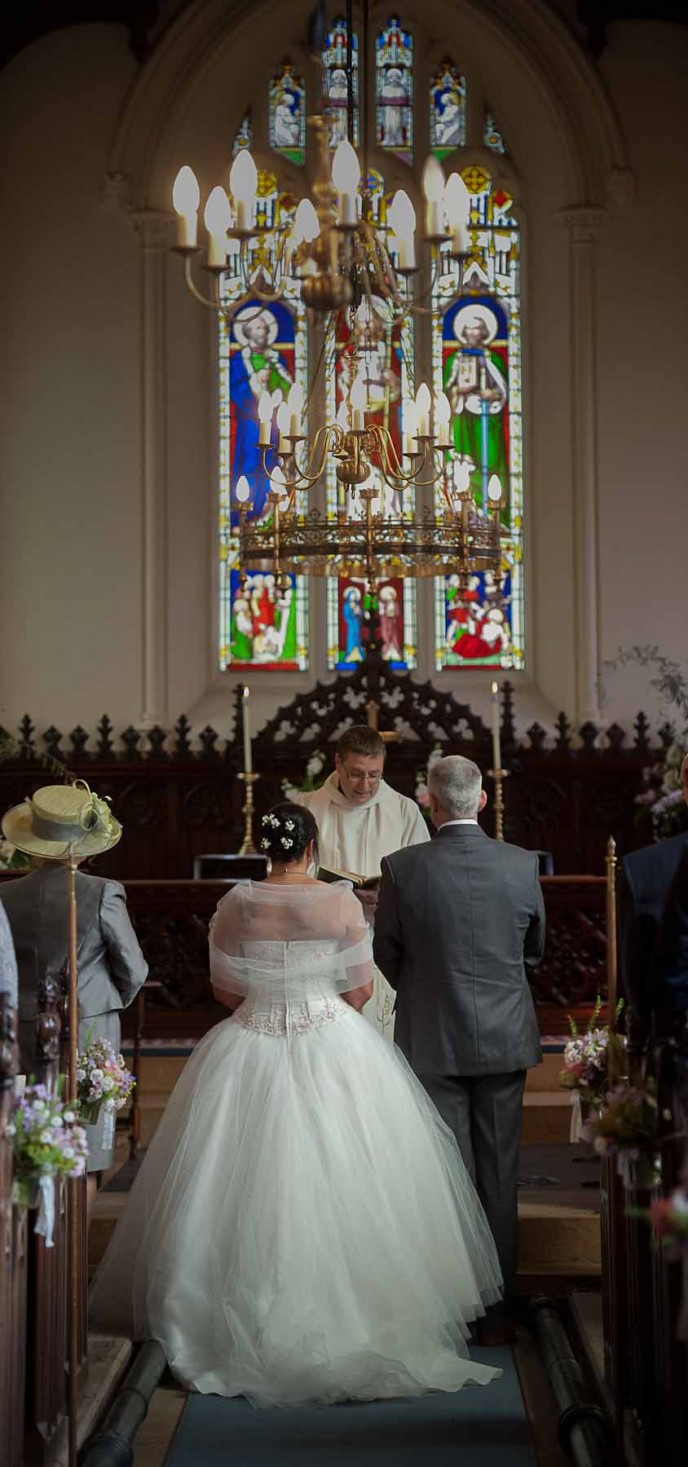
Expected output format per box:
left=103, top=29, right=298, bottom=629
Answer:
left=297, top=725, right=429, bottom=1035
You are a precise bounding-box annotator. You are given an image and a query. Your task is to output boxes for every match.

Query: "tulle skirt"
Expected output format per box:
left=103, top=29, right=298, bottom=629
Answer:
left=90, top=1003, right=503, bottom=1405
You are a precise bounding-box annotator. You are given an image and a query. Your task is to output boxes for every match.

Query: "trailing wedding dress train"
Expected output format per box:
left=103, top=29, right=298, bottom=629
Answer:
left=90, top=882, right=503, bottom=1405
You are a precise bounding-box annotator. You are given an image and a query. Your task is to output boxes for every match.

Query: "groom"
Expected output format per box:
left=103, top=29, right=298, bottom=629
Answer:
left=373, top=754, right=545, bottom=1340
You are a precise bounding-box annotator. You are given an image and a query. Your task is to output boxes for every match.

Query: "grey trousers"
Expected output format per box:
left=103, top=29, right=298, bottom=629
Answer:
left=418, top=1069, right=526, bottom=1302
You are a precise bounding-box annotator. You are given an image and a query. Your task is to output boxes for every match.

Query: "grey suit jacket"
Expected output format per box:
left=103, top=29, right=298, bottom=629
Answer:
left=0, top=867, right=148, bottom=1024
left=373, top=824, right=545, bottom=1076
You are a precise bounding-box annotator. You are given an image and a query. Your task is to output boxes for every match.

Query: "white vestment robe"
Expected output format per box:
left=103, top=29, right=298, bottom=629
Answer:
left=298, top=772, right=430, bottom=878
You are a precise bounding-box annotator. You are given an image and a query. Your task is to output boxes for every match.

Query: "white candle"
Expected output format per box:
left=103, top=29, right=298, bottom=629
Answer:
left=242, top=685, right=253, bottom=774
left=491, top=681, right=501, bottom=772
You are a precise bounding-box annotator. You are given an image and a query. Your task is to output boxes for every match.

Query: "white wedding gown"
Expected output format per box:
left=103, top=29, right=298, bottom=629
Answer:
left=90, top=882, right=502, bottom=1405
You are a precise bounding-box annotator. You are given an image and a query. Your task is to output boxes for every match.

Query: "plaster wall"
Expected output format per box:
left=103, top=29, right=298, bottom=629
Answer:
left=0, top=7, right=684, bottom=742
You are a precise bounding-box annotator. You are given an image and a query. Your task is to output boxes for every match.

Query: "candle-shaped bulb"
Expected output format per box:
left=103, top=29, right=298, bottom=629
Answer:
left=415, top=382, right=431, bottom=436
left=435, top=390, right=451, bottom=446
left=388, top=189, right=416, bottom=269
left=235, top=475, right=250, bottom=503
left=229, top=149, right=258, bottom=230
left=487, top=474, right=502, bottom=502
left=258, top=391, right=273, bottom=447
left=350, top=376, right=366, bottom=430
left=272, top=463, right=288, bottom=499
left=336, top=399, right=350, bottom=432
left=422, top=156, right=445, bottom=237
left=292, top=197, right=320, bottom=247
left=204, top=185, right=232, bottom=268
left=287, top=382, right=304, bottom=436
left=172, top=165, right=200, bottom=248
left=276, top=399, right=290, bottom=452
left=403, top=397, right=418, bottom=453
left=443, top=171, right=470, bottom=254
left=332, top=139, right=361, bottom=227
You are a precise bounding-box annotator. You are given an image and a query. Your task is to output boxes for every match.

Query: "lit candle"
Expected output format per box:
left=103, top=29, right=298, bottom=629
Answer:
left=435, top=391, right=451, bottom=448
left=242, top=685, right=253, bottom=774
left=203, top=186, right=232, bottom=268
left=422, top=157, right=445, bottom=238
left=491, top=681, right=501, bottom=773
left=332, top=140, right=361, bottom=227
left=172, top=165, right=200, bottom=249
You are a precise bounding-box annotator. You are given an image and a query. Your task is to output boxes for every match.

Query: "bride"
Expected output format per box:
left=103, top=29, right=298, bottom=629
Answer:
left=90, top=803, right=503, bottom=1406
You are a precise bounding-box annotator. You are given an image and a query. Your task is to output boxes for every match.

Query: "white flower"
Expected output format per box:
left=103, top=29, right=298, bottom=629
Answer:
left=306, top=752, right=325, bottom=777
left=260, top=838, right=270, bottom=850
left=281, top=837, right=293, bottom=848
left=285, top=820, right=295, bottom=831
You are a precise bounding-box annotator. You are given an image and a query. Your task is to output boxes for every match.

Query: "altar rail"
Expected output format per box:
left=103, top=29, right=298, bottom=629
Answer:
left=98, top=876, right=609, bottom=1046
left=0, top=672, right=680, bottom=879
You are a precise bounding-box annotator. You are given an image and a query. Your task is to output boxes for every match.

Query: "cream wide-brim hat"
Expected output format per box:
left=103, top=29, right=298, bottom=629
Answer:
left=2, top=781, right=122, bottom=861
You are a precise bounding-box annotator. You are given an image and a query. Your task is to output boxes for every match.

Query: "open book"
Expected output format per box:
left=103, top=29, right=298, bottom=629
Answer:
left=318, top=866, right=381, bottom=891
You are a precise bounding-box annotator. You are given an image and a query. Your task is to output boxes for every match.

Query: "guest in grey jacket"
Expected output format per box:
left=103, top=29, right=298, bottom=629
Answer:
left=1, top=783, right=147, bottom=1183
left=374, top=754, right=545, bottom=1341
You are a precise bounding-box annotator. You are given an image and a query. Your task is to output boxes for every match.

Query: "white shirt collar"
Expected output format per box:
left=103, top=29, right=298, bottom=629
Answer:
left=441, top=818, right=479, bottom=827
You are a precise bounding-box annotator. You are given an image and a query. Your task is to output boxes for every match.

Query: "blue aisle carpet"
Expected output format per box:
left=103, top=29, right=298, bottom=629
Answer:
left=165, top=1347, right=536, bottom=1466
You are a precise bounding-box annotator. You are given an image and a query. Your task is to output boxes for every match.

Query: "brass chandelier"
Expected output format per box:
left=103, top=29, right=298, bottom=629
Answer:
left=171, top=0, right=505, bottom=596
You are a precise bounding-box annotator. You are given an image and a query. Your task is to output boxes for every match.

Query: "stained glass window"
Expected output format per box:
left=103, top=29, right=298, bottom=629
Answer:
left=323, top=16, right=359, bottom=147
left=269, top=62, right=306, bottom=166
left=218, top=279, right=309, bottom=671
left=376, top=18, right=413, bottom=163
left=432, top=167, right=524, bottom=670
left=325, top=298, right=417, bottom=671
left=430, top=61, right=466, bottom=156
left=231, top=112, right=252, bottom=155
left=484, top=110, right=506, bottom=155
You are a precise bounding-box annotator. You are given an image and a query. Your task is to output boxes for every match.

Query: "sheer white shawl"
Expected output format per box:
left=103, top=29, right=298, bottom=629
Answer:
left=209, top=880, right=374, bottom=998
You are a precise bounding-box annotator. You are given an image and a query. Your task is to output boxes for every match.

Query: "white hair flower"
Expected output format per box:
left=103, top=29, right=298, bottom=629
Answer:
left=281, top=836, right=293, bottom=849
left=285, top=820, right=295, bottom=830
left=260, top=837, right=270, bottom=850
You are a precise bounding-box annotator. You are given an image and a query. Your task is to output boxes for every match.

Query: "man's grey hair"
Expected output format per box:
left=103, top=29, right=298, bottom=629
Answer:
left=428, top=755, right=483, bottom=818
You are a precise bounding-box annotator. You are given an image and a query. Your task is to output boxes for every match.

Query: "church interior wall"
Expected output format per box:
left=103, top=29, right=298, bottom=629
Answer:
left=0, top=6, right=685, bottom=744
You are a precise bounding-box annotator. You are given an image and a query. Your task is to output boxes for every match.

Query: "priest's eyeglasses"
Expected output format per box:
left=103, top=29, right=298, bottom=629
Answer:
left=347, top=772, right=382, bottom=786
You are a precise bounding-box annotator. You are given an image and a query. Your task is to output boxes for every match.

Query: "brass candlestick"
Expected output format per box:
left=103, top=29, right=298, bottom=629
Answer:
left=238, top=771, right=259, bottom=854
left=487, top=768, right=510, bottom=841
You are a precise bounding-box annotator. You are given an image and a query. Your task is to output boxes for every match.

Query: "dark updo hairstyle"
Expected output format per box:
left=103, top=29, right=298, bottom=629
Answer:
left=259, top=801, right=319, bottom=867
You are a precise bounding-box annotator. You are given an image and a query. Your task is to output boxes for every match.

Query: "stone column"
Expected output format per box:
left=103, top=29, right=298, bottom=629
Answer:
left=562, top=205, right=606, bottom=727
left=131, top=209, right=173, bottom=730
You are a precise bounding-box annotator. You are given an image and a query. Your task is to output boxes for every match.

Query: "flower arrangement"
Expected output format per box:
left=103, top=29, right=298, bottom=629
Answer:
left=602, top=645, right=688, bottom=840
left=585, top=1080, right=659, bottom=1186
left=281, top=750, right=326, bottom=801
left=559, top=997, right=624, bottom=1110
left=7, top=1083, right=89, bottom=1243
left=76, top=1037, right=135, bottom=1128
left=650, top=1183, right=688, bottom=1249
left=0, top=838, right=31, bottom=872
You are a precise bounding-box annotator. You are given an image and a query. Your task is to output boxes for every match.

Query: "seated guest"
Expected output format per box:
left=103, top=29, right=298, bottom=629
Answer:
left=654, top=844, right=688, bottom=1031
left=0, top=783, right=147, bottom=1207
left=619, top=755, right=688, bottom=1034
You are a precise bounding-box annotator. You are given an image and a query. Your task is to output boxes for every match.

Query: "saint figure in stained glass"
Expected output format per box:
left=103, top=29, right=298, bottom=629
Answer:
left=430, top=62, right=466, bottom=155
left=443, top=299, right=509, bottom=514
left=323, top=17, right=358, bottom=146
left=228, top=570, right=299, bottom=668
left=376, top=19, right=413, bottom=161
left=444, top=570, right=512, bottom=666
left=228, top=302, right=295, bottom=523
left=269, top=63, right=306, bottom=165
